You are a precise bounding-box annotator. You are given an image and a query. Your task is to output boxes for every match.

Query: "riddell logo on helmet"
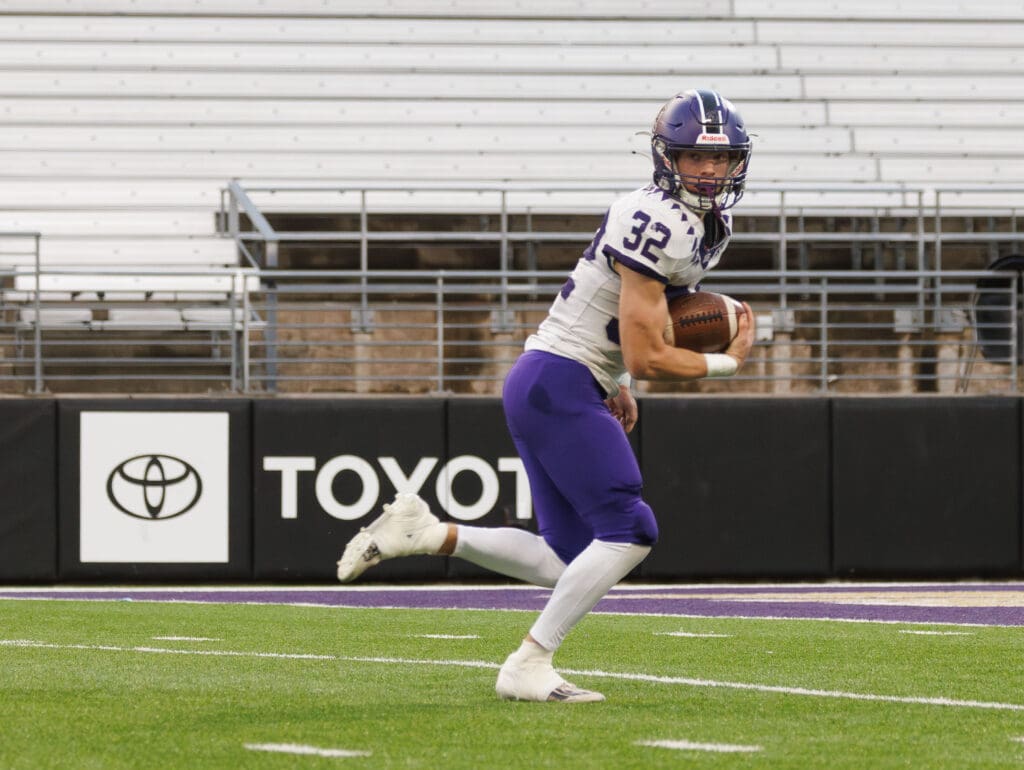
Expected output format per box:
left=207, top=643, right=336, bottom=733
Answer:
left=696, top=133, right=730, bottom=144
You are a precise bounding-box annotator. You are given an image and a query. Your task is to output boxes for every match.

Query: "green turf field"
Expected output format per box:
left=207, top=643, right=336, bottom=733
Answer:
left=3, top=597, right=1024, bottom=769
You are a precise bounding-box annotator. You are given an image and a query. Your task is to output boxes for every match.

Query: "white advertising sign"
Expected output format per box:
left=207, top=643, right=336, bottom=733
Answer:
left=80, top=411, right=229, bottom=563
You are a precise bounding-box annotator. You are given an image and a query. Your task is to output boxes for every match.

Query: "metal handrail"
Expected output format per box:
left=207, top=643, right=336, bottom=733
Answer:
left=219, top=181, right=1024, bottom=281
left=1, top=265, right=1017, bottom=395
left=0, top=232, right=43, bottom=390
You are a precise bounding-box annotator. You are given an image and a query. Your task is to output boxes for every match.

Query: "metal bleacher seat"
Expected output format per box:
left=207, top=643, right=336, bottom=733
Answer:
left=0, top=0, right=738, bottom=17
left=9, top=237, right=236, bottom=269
left=4, top=1, right=1022, bottom=217
left=757, top=17, right=1024, bottom=45
left=10, top=270, right=256, bottom=300
left=0, top=181, right=222, bottom=210
left=102, top=306, right=252, bottom=333
left=0, top=211, right=215, bottom=238
left=9, top=268, right=261, bottom=351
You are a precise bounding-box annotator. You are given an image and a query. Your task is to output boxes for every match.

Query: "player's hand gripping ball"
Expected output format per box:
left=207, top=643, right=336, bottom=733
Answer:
left=665, top=291, right=747, bottom=353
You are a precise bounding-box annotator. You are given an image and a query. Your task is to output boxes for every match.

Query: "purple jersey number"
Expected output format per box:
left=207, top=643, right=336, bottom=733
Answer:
left=621, top=211, right=670, bottom=262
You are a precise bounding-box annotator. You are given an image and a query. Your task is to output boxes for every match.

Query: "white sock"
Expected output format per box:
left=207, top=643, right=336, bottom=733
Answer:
left=506, top=638, right=553, bottom=666
left=529, top=540, right=651, bottom=652
left=452, top=526, right=567, bottom=588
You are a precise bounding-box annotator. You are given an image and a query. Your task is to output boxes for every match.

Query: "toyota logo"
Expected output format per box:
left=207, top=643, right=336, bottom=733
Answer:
left=106, top=454, right=203, bottom=520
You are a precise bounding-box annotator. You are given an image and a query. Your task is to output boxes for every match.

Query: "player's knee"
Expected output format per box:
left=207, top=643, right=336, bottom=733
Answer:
left=587, top=495, right=658, bottom=547
left=628, top=499, right=659, bottom=545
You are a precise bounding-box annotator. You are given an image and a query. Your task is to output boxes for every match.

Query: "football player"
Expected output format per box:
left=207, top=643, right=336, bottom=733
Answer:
left=337, top=89, right=756, bottom=702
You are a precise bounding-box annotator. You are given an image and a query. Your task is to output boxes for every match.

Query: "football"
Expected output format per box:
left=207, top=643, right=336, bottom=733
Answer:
left=665, top=291, right=746, bottom=353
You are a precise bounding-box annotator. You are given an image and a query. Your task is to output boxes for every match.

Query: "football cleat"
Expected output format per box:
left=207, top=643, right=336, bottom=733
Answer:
left=336, top=493, right=446, bottom=582
left=495, top=655, right=605, bottom=703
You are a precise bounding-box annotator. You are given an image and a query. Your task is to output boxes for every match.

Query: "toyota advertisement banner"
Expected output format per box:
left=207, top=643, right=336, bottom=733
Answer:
left=80, top=411, right=229, bottom=563
left=252, top=398, right=535, bottom=580
left=58, top=400, right=251, bottom=579
left=2, top=396, right=1017, bottom=582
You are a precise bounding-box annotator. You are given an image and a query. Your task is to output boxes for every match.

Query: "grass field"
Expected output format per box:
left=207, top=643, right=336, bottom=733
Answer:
left=3, top=594, right=1024, bottom=769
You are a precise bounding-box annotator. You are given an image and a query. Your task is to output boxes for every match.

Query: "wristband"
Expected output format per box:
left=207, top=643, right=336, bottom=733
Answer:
left=616, top=372, right=632, bottom=389
left=703, top=353, right=738, bottom=378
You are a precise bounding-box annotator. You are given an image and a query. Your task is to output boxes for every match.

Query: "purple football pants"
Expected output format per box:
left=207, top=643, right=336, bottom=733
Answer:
left=502, top=350, right=659, bottom=564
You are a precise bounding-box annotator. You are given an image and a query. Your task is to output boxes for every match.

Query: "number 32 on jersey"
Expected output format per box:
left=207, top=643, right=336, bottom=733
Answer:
left=622, top=211, right=671, bottom=263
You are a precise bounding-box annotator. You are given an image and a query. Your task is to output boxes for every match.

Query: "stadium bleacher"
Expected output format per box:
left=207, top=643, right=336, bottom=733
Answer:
left=0, top=1, right=1022, bottom=393
left=0, top=3, right=1021, bottom=206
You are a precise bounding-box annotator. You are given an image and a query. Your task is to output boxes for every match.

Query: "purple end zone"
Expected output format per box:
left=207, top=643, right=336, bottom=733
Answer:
left=2, top=583, right=1024, bottom=625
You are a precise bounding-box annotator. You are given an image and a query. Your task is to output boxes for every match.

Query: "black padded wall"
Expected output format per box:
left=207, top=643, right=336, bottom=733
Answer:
left=0, top=399, right=57, bottom=581
left=832, top=397, right=1020, bottom=577
left=641, top=397, right=832, bottom=578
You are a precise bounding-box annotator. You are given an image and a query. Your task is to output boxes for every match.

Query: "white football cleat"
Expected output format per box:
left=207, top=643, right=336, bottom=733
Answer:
left=495, top=654, right=605, bottom=703
left=336, top=493, right=446, bottom=582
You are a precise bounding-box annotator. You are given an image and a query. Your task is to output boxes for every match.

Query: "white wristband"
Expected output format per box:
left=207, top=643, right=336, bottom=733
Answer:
left=703, top=353, right=738, bottom=378
left=616, top=372, right=632, bottom=389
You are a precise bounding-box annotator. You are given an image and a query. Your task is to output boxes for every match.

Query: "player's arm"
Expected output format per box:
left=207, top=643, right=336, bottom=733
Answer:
left=618, top=266, right=753, bottom=381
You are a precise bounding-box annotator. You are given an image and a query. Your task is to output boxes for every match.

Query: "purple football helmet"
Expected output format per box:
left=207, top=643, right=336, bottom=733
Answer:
left=651, top=89, right=752, bottom=212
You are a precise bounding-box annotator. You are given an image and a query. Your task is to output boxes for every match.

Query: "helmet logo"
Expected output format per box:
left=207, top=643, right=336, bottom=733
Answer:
left=696, top=133, right=730, bottom=145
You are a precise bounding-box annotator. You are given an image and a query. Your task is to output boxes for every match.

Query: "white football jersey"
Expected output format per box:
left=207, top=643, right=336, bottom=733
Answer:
left=525, top=184, right=733, bottom=396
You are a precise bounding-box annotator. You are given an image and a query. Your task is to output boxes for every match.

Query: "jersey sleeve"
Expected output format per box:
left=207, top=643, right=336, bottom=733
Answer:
left=599, top=194, right=697, bottom=284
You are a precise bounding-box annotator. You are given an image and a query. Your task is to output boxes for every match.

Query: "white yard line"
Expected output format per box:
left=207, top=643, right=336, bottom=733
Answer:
left=898, top=630, right=974, bottom=636
left=244, top=742, right=370, bottom=758
left=637, top=739, right=762, bottom=753
left=598, top=611, right=1015, bottom=629
left=151, top=636, right=222, bottom=642
left=3, top=639, right=1022, bottom=713
left=654, top=631, right=732, bottom=638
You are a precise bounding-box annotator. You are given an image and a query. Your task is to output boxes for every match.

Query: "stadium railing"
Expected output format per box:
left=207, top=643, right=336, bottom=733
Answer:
left=4, top=176, right=1024, bottom=396
left=220, top=180, right=1024, bottom=276
left=1, top=262, right=1017, bottom=396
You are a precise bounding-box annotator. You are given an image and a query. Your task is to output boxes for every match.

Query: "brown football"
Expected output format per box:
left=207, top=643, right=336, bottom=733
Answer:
left=666, top=291, right=746, bottom=353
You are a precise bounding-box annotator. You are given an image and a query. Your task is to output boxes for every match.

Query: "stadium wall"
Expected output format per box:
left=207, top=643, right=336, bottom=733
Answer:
left=1, top=396, right=1019, bottom=583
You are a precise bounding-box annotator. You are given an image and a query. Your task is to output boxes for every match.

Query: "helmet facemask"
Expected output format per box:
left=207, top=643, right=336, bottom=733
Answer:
left=654, top=143, right=749, bottom=212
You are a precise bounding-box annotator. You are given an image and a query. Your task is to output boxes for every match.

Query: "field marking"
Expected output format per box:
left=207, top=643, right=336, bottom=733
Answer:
left=617, top=590, right=1024, bottom=608
left=3, top=593, right=1020, bottom=629
left=599, top=611, right=1016, bottom=629
left=654, top=631, right=732, bottom=638
left=6, top=593, right=1015, bottom=626
left=412, top=634, right=481, bottom=639
left=0, top=640, right=338, bottom=661
left=244, top=742, right=370, bottom=758
left=151, top=636, right=222, bottom=642
left=637, top=739, right=762, bottom=753
left=4, top=638, right=1024, bottom=713
left=898, top=630, right=974, bottom=637
left=4, top=580, right=1023, bottom=592
left=564, top=665, right=1024, bottom=711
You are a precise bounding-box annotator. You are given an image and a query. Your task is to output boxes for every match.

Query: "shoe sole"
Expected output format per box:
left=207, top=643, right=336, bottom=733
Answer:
left=496, top=690, right=605, bottom=703
left=547, top=686, right=605, bottom=703
left=496, top=675, right=605, bottom=703
left=336, top=531, right=380, bottom=582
